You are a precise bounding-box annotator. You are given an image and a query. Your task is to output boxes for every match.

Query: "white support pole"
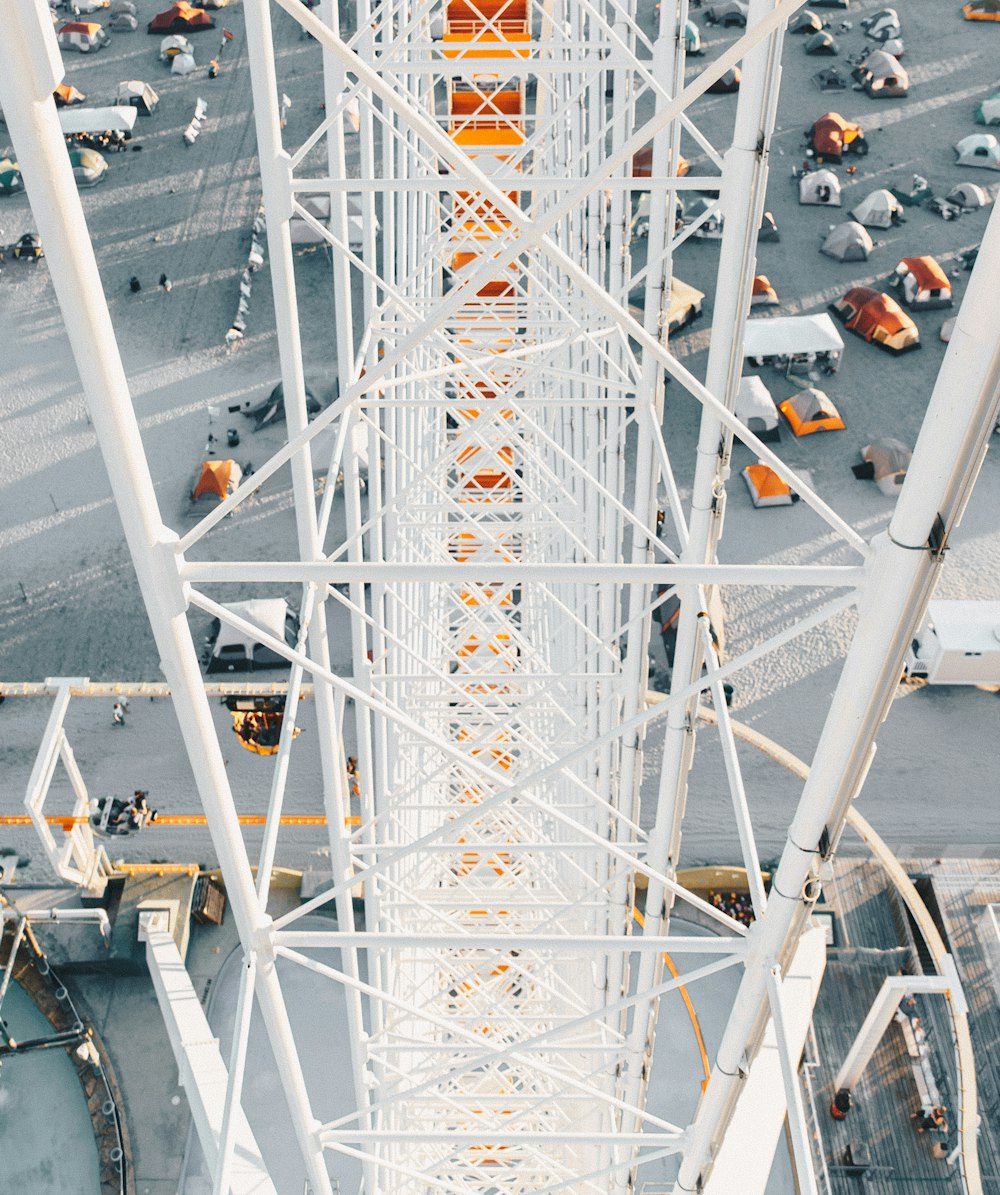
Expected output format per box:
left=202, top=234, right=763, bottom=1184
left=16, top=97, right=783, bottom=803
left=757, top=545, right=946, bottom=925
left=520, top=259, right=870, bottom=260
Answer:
left=765, top=965, right=819, bottom=1195
left=0, top=12, right=333, bottom=1194
left=144, top=927, right=275, bottom=1195
left=700, top=928, right=826, bottom=1195
left=833, top=972, right=958, bottom=1095
left=677, top=197, right=1000, bottom=1193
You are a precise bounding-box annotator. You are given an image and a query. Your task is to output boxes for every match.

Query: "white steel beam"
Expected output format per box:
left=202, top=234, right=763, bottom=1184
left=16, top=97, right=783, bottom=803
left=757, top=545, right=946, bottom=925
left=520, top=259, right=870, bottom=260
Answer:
left=144, top=926, right=275, bottom=1195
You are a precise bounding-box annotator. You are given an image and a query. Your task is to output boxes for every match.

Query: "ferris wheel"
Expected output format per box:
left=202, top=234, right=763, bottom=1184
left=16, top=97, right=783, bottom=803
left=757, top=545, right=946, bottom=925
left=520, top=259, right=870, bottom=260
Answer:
left=2, top=0, right=999, bottom=1192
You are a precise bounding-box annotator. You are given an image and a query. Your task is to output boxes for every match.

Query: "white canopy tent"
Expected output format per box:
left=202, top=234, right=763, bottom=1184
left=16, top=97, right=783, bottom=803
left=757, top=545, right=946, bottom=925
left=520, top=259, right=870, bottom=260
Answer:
left=58, top=106, right=138, bottom=136
left=206, top=599, right=293, bottom=672
left=743, top=314, right=845, bottom=359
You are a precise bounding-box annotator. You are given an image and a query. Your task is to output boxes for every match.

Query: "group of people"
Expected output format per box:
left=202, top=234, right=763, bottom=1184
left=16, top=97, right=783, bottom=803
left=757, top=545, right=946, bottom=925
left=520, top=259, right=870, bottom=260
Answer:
left=128, top=274, right=172, bottom=294
left=93, top=789, right=159, bottom=834
left=708, top=889, right=755, bottom=926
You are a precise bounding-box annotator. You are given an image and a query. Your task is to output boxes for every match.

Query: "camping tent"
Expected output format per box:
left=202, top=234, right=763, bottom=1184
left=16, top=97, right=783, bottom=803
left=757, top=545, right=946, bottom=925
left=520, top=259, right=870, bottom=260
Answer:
left=684, top=19, right=703, bottom=53
left=853, top=439, right=911, bottom=495
left=947, top=182, right=990, bottom=208
left=805, top=31, right=838, bottom=54
left=955, top=134, right=1000, bottom=171
left=708, top=67, right=741, bottom=93
left=289, top=194, right=378, bottom=250
left=686, top=196, right=723, bottom=239
left=159, top=34, right=194, bottom=58
left=735, top=377, right=781, bottom=441
left=627, top=278, right=705, bottom=332
left=830, top=287, right=920, bottom=352
left=631, top=146, right=689, bottom=178
left=779, top=387, right=845, bottom=436
left=57, top=22, right=110, bottom=52
left=68, top=147, right=108, bottom=187
left=858, top=50, right=908, bottom=97
left=964, top=0, right=1000, bottom=20
left=821, top=221, right=874, bottom=261
left=59, top=107, right=138, bottom=138
left=743, top=314, right=845, bottom=362
left=799, top=168, right=841, bottom=206
left=704, top=1, right=748, bottom=25
left=148, top=2, right=215, bottom=32
left=850, top=188, right=903, bottom=229
left=54, top=84, right=87, bottom=107
left=172, top=52, right=197, bottom=75
left=890, top=256, right=953, bottom=309
left=742, top=463, right=797, bottom=507
left=666, top=278, right=705, bottom=330
left=117, top=80, right=160, bottom=114
left=862, top=8, right=900, bottom=39
left=0, top=158, right=24, bottom=194
left=751, top=275, right=779, bottom=307
left=205, top=599, right=298, bottom=672
left=975, top=96, right=1000, bottom=125
left=790, top=10, right=823, bottom=33
left=191, top=458, right=242, bottom=504
left=809, top=112, right=866, bottom=160
left=759, top=211, right=780, bottom=242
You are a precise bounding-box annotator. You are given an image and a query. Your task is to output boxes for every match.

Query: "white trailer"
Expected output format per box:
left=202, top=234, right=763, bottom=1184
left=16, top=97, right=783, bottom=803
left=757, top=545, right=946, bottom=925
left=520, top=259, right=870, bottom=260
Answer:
left=905, top=600, right=1000, bottom=684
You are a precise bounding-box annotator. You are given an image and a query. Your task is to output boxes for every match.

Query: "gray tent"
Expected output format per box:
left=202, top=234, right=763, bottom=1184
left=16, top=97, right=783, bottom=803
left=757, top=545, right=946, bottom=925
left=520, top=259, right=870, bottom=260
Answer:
left=805, top=30, right=838, bottom=54
left=821, top=221, right=874, bottom=261
left=955, top=134, right=1000, bottom=171
left=862, top=8, right=901, bottom=41
left=947, top=182, right=991, bottom=209
left=789, top=10, right=823, bottom=33
left=851, top=188, right=904, bottom=229
left=799, top=168, right=842, bottom=206
left=859, top=50, right=908, bottom=97
left=735, top=376, right=780, bottom=442
left=853, top=438, right=911, bottom=496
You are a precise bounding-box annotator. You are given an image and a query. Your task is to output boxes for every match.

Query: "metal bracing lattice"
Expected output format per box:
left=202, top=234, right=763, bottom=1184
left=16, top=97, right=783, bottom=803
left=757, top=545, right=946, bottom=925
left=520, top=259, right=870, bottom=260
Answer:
left=3, top=0, right=1000, bottom=1191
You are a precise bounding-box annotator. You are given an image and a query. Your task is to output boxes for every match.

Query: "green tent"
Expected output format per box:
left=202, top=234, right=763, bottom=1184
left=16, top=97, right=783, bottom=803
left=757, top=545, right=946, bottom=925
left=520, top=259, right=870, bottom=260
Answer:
left=68, top=146, right=108, bottom=187
left=0, top=157, right=23, bottom=194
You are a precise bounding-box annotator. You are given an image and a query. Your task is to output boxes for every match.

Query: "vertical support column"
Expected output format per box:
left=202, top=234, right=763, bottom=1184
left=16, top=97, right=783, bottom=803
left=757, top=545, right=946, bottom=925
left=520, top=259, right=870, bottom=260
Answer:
left=240, top=8, right=373, bottom=1193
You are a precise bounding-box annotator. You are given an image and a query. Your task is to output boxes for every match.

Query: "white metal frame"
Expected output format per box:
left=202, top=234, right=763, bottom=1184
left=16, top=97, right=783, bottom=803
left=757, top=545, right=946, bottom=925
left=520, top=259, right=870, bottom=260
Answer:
left=3, top=0, right=999, bottom=1191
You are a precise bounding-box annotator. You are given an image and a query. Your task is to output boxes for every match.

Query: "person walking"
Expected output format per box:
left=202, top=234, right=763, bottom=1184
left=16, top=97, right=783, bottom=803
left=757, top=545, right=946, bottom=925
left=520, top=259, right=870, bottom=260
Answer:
left=129, top=276, right=141, bottom=293
left=159, top=273, right=172, bottom=293
left=112, top=701, right=126, bottom=728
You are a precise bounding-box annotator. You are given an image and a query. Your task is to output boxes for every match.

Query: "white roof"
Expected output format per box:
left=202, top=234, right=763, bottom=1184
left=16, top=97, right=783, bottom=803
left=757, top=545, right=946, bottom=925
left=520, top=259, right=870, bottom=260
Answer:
left=925, top=600, right=1000, bottom=653
left=213, top=599, right=288, bottom=655
left=743, top=314, right=845, bottom=357
left=59, top=106, right=137, bottom=135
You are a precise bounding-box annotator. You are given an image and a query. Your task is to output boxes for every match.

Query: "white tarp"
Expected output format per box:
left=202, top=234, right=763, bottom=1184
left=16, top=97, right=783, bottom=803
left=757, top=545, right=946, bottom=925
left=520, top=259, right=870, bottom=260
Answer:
left=212, top=599, right=288, bottom=659
left=743, top=314, right=844, bottom=358
left=59, top=106, right=138, bottom=136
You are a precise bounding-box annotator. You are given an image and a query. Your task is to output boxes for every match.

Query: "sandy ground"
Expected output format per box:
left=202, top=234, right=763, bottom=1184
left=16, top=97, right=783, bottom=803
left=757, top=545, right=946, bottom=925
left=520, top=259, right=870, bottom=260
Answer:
left=1, top=0, right=999, bottom=885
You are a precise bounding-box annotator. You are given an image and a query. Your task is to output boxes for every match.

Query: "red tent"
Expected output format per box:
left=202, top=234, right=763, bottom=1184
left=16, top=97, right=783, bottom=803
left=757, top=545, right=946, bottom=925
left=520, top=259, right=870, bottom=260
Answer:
left=148, top=3, right=215, bottom=32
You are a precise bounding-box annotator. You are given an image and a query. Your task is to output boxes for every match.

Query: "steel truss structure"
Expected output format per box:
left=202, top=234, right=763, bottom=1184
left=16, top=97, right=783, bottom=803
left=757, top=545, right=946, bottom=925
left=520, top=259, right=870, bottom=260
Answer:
left=3, top=0, right=999, bottom=1191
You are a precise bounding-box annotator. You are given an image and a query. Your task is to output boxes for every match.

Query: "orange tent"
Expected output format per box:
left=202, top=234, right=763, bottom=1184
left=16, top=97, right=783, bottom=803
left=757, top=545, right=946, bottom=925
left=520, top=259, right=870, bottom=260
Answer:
left=191, top=458, right=242, bottom=502
left=831, top=287, right=920, bottom=353
left=632, top=146, right=689, bottom=177
left=147, top=2, right=215, bottom=31
left=964, top=0, right=1000, bottom=19
left=779, top=388, right=845, bottom=437
left=53, top=84, right=87, bottom=107
left=742, top=463, right=797, bottom=507
left=810, top=112, right=866, bottom=161
left=751, top=275, right=779, bottom=307
left=892, top=256, right=952, bottom=309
